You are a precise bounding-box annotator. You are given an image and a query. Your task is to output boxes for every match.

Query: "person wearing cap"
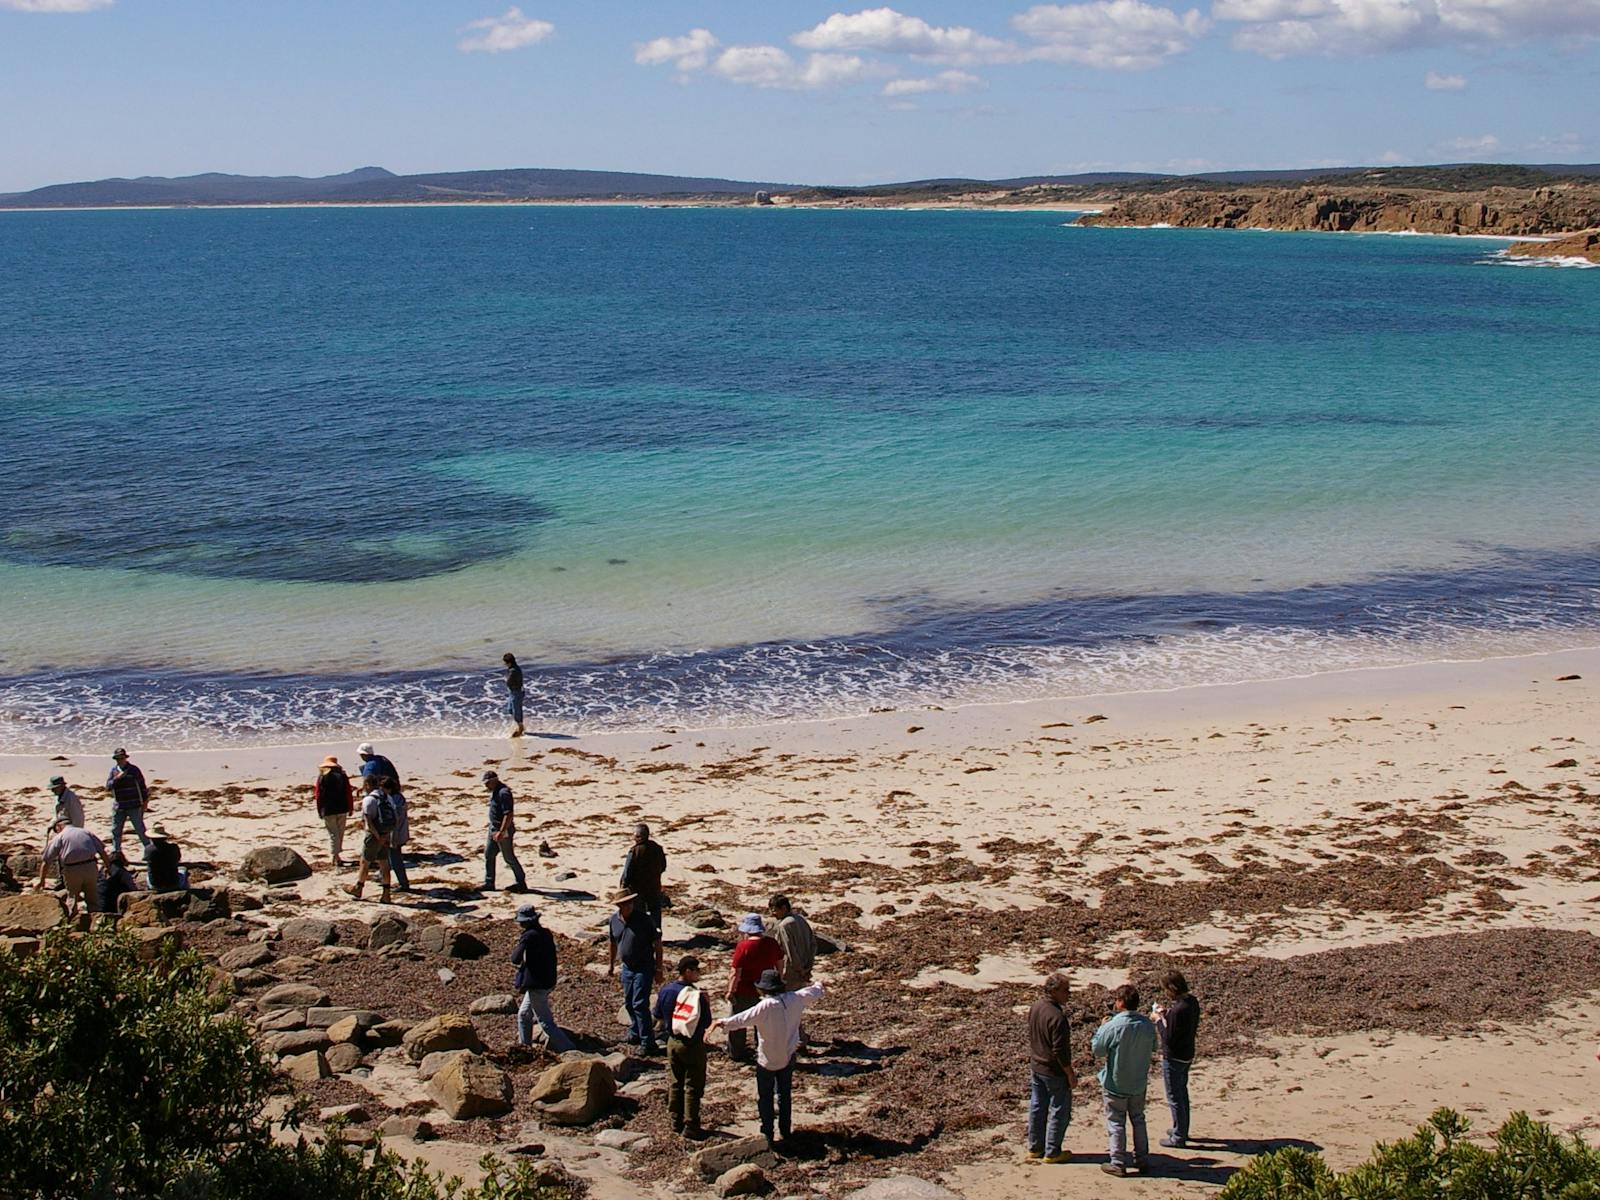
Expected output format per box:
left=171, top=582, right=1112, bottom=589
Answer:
left=725, top=913, right=785, bottom=1065
left=482, top=771, right=528, bottom=893
left=654, top=955, right=711, bottom=1138
left=36, top=818, right=111, bottom=915
left=606, top=889, right=663, bottom=1054
left=512, top=904, right=574, bottom=1052
left=503, top=652, right=526, bottom=738
left=711, top=969, right=826, bottom=1150
left=314, top=756, right=354, bottom=870
left=49, top=776, right=84, bottom=830
left=356, top=742, right=402, bottom=790
left=106, top=748, right=152, bottom=857
left=619, top=822, right=666, bottom=933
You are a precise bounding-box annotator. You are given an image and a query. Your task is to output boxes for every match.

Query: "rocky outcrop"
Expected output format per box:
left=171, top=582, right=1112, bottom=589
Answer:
left=1078, top=185, right=1600, bottom=238
left=0, top=893, right=67, bottom=935
left=403, top=1013, right=484, bottom=1061
left=528, top=1058, right=616, bottom=1125
left=427, top=1054, right=514, bottom=1119
left=237, top=847, right=311, bottom=885
left=1504, top=229, right=1600, bottom=264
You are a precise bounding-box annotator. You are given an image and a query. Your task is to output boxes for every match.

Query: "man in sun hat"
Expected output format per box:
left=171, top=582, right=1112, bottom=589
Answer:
left=606, top=888, right=663, bottom=1054
left=314, top=755, right=354, bottom=869
left=482, top=770, right=528, bottom=893
left=725, top=912, right=784, bottom=1064
left=512, top=903, right=574, bottom=1052
left=48, top=775, right=84, bottom=830
left=712, top=968, right=826, bottom=1150
left=106, top=748, right=152, bottom=858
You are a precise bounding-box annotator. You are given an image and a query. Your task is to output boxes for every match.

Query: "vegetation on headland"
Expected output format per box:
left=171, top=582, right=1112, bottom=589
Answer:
left=0, top=929, right=580, bottom=1200
left=1219, top=1108, right=1600, bottom=1200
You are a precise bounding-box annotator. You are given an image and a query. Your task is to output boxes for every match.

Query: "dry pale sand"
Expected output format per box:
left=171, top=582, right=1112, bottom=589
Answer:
left=4, top=646, right=1598, bottom=1197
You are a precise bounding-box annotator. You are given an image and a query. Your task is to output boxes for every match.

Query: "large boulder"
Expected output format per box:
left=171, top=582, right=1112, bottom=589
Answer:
left=469, top=993, right=519, bottom=1015
left=307, top=1006, right=380, bottom=1029
left=415, top=926, right=489, bottom=960
left=259, top=1008, right=307, bottom=1033
left=280, top=1050, right=329, bottom=1084
left=528, top=1058, right=616, bottom=1126
left=417, top=1048, right=470, bottom=1081
left=0, top=893, right=67, bottom=936
left=119, top=891, right=191, bottom=927
left=325, top=1043, right=365, bottom=1074
left=185, top=888, right=232, bottom=922
left=238, top=847, right=312, bottom=885
left=266, top=1029, right=331, bottom=1057
left=258, top=983, right=329, bottom=1011
left=279, top=917, right=336, bottom=945
left=716, top=1164, right=772, bottom=1198
left=367, top=912, right=410, bottom=950
left=132, top=927, right=184, bottom=960
left=403, top=1013, right=484, bottom=1062
left=219, top=943, right=273, bottom=971
left=427, top=1054, right=513, bottom=1119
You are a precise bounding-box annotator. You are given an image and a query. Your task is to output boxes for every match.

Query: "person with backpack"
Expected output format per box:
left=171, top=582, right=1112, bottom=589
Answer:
left=654, top=955, right=711, bottom=1138
left=386, top=778, right=412, bottom=892
left=314, top=755, right=354, bottom=869
left=344, top=777, right=396, bottom=904
left=503, top=652, right=526, bottom=738
left=711, top=970, right=826, bottom=1151
left=512, top=904, right=574, bottom=1052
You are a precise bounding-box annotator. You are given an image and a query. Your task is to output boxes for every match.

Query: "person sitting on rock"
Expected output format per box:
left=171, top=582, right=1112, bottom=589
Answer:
left=512, top=903, right=575, bottom=1052
left=98, top=850, right=144, bottom=915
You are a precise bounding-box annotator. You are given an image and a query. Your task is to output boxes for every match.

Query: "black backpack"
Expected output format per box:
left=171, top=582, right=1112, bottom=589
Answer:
left=369, top=791, right=397, bottom=835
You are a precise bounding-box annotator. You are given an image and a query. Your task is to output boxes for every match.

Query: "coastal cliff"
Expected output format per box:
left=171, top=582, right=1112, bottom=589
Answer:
left=1504, top=229, right=1600, bottom=264
left=1076, top=185, right=1600, bottom=238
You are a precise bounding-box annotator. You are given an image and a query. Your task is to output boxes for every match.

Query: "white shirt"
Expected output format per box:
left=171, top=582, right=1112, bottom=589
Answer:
left=718, top=983, right=825, bottom=1070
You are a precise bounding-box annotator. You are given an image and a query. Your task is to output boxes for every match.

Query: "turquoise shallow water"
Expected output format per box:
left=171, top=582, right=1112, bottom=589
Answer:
left=1, top=207, right=1597, bottom=747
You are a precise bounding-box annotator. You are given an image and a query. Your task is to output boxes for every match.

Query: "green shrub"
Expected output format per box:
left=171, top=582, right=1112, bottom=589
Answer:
left=1221, top=1108, right=1600, bottom=1200
left=0, top=930, right=579, bottom=1200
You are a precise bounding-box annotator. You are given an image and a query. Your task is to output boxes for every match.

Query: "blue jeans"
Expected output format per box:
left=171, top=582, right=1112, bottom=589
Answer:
left=111, top=807, right=150, bottom=856
left=1163, top=1058, right=1192, bottom=1143
left=485, top=832, right=526, bottom=889
left=1028, top=1071, right=1072, bottom=1155
left=518, top=988, right=574, bottom=1052
left=756, top=1064, right=794, bottom=1139
left=387, top=845, right=410, bottom=890
left=1104, top=1090, right=1149, bottom=1167
left=620, top=966, right=655, bottom=1049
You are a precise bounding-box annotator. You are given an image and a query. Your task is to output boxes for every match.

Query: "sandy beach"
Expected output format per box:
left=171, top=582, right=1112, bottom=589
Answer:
left=4, top=646, right=1598, bottom=1195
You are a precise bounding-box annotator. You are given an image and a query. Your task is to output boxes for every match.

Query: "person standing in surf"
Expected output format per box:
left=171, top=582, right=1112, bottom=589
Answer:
left=503, top=652, right=526, bottom=737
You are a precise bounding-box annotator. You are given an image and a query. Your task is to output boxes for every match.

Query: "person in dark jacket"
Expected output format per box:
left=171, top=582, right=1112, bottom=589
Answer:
left=315, top=755, right=354, bottom=869
left=106, top=747, right=152, bottom=857
left=1027, top=971, right=1078, bottom=1163
left=620, top=822, right=666, bottom=932
left=512, top=904, right=574, bottom=1051
left=97, top=850, right=143, bottom=915
left=503, top=652, right=526, bottom=737
left=1155, top=970, right=1201, bottom=1148
left=654, top=955, right=712, bottom=1138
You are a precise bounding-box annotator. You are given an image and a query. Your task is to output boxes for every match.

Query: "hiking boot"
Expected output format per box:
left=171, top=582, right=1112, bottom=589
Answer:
left=379, top=890, right=392, bottom=904
left=343, top=884, right=362, bottom=899
left=1043, top=1152, right=1072, bottom=1164
left=1101, top=1163, right=1127, bottom=1178
left=1025, top=1149, right=1044, bottom=1160
left=505, top=883, right=529, bottom=894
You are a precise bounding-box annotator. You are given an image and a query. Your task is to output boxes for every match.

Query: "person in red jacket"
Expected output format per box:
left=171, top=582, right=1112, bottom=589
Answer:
left=314, top=755, right=355, bottom=870
left=725, top=913, right=784, bottom=1064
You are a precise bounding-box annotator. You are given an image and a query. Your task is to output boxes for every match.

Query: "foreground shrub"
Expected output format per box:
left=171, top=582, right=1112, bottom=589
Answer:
left=1220, top=1108, right=1600, bottom=1200
left=0, top=930, right=578, bottom=1200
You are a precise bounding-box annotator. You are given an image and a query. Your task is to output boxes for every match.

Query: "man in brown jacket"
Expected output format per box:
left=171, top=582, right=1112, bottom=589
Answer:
left=1027, top=971, right=1077, bottom=1163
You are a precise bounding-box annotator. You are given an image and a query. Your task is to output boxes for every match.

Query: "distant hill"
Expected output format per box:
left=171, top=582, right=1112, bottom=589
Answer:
left=3, top=162, right=1599, bottom=209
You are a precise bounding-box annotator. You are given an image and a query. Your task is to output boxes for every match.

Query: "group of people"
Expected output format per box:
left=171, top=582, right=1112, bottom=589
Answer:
left=31, top=749, right=183, bottom=916
left=1028, top=970, right=1201, bottom=1176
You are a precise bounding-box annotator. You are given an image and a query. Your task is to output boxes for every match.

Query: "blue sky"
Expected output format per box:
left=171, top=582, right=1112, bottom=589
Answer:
left=1, top=0, right=1596, bottom=191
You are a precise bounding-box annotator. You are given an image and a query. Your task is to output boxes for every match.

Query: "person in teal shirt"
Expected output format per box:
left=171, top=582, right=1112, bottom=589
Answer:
left=1092, top=984, right=1157, bottom=1177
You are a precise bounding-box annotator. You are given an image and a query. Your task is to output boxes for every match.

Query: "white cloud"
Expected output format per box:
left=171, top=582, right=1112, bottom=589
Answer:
left=1218, top=0, right=1600, bottom=58
left=1015, top=1, right=1208, bottom=69
left=0, top=0, right=112, bottom=10
left=1377, top=149, right=1408, bottom=162
left=1527, top=131, right=1584, bottom=154
left=634, top=28, right=720, bottom=71
left=711, top=45, right=874, bottom=90
left=1442, top=133, right=1502, bottom=154
left=882, top=69, right=985, bottom=94
left=457, top=7, right=554, bottom=54
left=1424, top=69, right=1467, bottom=88
left=792, top=8, right=1018, bottom=63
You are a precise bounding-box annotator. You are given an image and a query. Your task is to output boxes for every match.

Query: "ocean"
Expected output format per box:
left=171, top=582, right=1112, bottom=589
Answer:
left=2, top=205, right=1598, bottom=750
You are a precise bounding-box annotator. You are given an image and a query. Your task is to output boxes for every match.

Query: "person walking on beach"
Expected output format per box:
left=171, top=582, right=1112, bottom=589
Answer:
left=503, top=652, right=526, bottom=738
left=1154, top=971, right=1201, bottom=1149
left=655, top=955, right=712, bottom=1139
left=344, top=776, right=396, bottom=904
left=1026, top=971, right=1077, bottom=1163
left=482, top=770, right=528, bottom=893
left=511, top=904, right=575, bottom=1052
left=314, top=756, right=354, bottom=870
left=36, top=818, right=111, bottom=915
left=606, top=889, right=663, bottom=1055
left=106, top=748, right=152, bottom=857
left=711, top=969, right=826, bottom=1151
left=620, top=822, right=666, bottom=932
left=1093, top=983, right=1157, bottom=1177
left=49, top=775, right=84, bottom=829
left=385, top=776, right=412, bottom=892
left=356, top=742, right=401, bottom=789
left=726, top=914, right=784, bottom=1065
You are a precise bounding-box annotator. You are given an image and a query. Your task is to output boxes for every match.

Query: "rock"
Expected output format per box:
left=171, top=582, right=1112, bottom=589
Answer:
left=427, top=1054, right=514, bottom=1119
left=119, top=890, right=191, bottom=927
left=325, top=1015, right=364, bottom=1044
left=266, top=1029, right=331, bottom=1057
left=685, top=908, right=727, bottom=929
left=320, top=1102, right=370, bottom=1123
left=325, top=1043, right=365, bottom=1074
left=133, top=926, right=184, bottom=960
left=402, top=1013, right=484, bottom=1062
left=367, top=1019, right=410, bottom=1048
left=224, top=887, right=266, bottom=911
left=507, top=1140, right=546, bottom=1156
left=415, top=926, right=490, bottom=959
left=259, top=983, right=329, bottom=1011
left=231, top=968, right=277, bottom=990
left=0, top=893, right=67, bottom=935
left=280, top=1050, right=328, bottom=1084
left=259, top=1008, right=307, bottom=1033
left=618, top=1078, right=661, bottom=1101
left=470, top=993, right=519, bottom=1015
left=599, top=1051, right=645, bottom=1084
left=307, top=1006, right=380, bottom=1029
left=596, top=1129, right=650, bottom=1153
left=846, top=1180, right=962, bottom=1200
left=716, top=1164, right=772, bottom=1197
left=185, top=888, right=232, bottom=922
left=814, top=932, right=847, bottom=955
left=280, top=917, right=337, bottom=945
left=0, top=936, right=42, bottom=957
left=10, top=852, right=44, bottom=881
left=437, top=968, right=456, bottom=985
left=273, top=955, right=317, bottom=975
left=417, top=1048, right=470, bottom=1081
left=692, top=1135, right=779, bottom=1182
left=367, top=912, right=410, bottom=949
left=219, top=943, right=273, bottom=971
left=377, top=1116, right=435, bottom=1141
left=528, top=1058, right=616, bottom=1126
left=238, top=847, right=312, bottom=885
